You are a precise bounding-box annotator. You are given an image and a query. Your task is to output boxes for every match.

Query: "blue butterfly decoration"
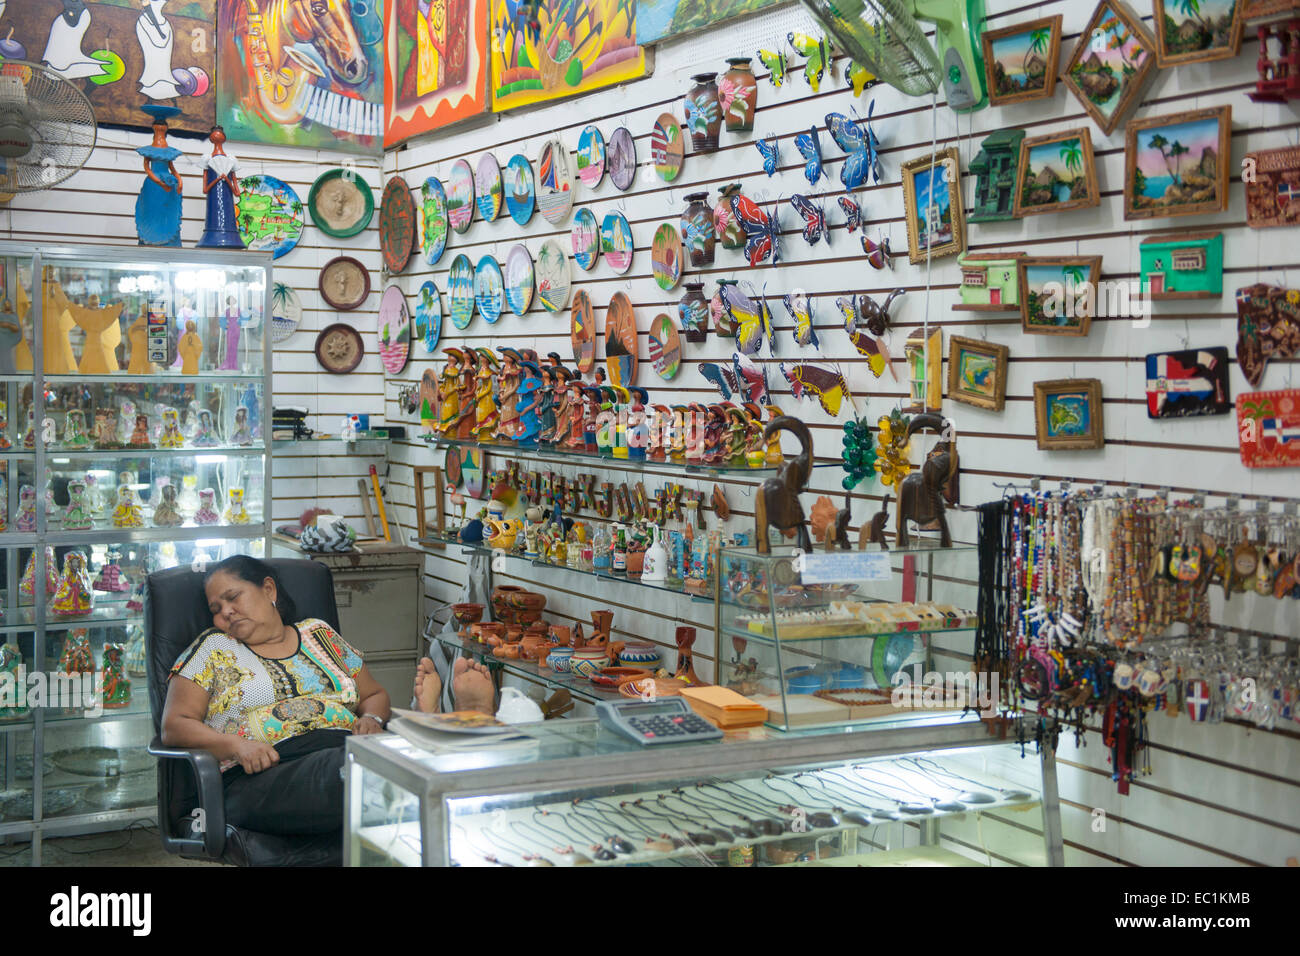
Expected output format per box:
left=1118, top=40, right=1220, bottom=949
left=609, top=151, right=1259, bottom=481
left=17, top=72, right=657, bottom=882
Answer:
left=731, top=193, right=783, bottom=267
left=794, top=125, right=825, bottom=187
left=700, top=362, right=735, bottom=400
left=825, top=101, right=882, bottom=191
left=837, top=196, right=862, bottom=233
left=756, top=134, right=779, bottom=177
left=790, top=194, right=829, bottom=246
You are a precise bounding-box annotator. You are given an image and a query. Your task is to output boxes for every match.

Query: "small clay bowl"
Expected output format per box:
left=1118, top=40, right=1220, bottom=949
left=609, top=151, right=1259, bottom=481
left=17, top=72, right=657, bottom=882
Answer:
left=452, top=603, right=485, bottom=626
left=618, top=677, right=687, bottom=699
left=493, top=643, right=522, bottom=659
left=589, top=666, right=652, bottom=689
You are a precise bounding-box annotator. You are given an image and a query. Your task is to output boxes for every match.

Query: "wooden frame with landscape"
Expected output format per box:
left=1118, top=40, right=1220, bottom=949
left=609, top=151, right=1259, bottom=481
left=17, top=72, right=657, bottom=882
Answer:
left=982, top=15, right=1063, bottom=106
left=901, top=148, right=966, bottom=265
left=1014, top=128, right=1099, bottom=218
left=1035, top=379, right=1105, bottom=450
left=1153, top=0, right=1243, bottom=67
left=1018, top=256, right=1103, bottom=336
left=948, top=336, right=1010, bottom=411
left=1125, top=106, right=1231, bottom=220
left=1061, top=0, right=1157, bottom=135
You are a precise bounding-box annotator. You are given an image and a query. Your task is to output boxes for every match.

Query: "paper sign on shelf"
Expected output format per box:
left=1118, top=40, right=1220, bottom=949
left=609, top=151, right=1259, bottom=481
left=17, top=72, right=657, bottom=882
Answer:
left=794, top=551, right=892, bottom=584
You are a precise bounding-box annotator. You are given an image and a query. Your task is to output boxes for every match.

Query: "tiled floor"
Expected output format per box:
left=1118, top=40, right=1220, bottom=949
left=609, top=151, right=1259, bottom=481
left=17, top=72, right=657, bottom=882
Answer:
left=0, top=825, right=219, bottom=867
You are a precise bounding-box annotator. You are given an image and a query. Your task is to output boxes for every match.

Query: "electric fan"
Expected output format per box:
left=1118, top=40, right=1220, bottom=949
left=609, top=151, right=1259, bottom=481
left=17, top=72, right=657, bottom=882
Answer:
left=0, top=60, right=97, bottom=196
left=798, top=0, right=987, bottom=111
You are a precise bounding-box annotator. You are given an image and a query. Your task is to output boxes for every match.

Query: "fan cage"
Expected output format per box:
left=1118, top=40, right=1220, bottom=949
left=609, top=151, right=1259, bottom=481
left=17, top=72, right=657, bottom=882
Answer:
left=799, top=0, right=941, bottom=97
left=0, top=60, right=97, bottom=195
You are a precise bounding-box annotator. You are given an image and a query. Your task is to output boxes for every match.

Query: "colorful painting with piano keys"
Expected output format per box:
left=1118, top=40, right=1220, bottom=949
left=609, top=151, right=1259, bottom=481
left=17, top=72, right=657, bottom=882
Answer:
left=218, top=0, right=385, bottom=153
left=385, top=0, right=489, bottom=143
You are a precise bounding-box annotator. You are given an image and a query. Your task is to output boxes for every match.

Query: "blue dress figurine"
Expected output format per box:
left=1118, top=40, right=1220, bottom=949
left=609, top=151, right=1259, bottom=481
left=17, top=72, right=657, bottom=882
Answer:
left=516, top=361, right=542, bottom=448
left=135, top=103, right=183, bottom=247
left=197, top=126, right=246, bottom=249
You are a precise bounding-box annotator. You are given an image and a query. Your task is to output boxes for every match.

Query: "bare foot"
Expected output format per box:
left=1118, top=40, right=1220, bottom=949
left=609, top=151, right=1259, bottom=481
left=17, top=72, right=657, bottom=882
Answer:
left=414, top=657, right=442, bottom=713
left=452, top=658, right=495, bottom=715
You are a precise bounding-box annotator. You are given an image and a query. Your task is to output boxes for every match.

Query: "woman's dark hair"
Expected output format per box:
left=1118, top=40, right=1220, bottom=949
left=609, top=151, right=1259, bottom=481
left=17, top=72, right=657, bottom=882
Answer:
left=202, top=555, right=297, bottom=624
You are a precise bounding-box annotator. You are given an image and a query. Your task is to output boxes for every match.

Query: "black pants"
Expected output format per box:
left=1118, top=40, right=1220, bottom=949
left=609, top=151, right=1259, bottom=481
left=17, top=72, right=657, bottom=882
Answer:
left=221, top=729, right=348, bottom=835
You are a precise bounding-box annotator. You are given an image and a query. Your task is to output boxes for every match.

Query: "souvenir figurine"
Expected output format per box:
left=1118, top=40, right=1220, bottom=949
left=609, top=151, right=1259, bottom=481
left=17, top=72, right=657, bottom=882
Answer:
left=627, top=387, right=650, bottom=461
left=726, top=407, right=749, bottom=465
left=102, top=643, right=131, bottom=709
left=22, top=408, right=35, bottom=450
left=197, top=125, right=245, bottom=249
left=594, top=389, right=617, bottom=457
left=93, top=408, right=121, bottom=449
left=178, top=319, right=203, bottom=375
left=0, top=645, right=28, bottom=720
left=51, top=550, right=94, bottom=616
left=231, top=405, right=253, bottom=446
left=494, top=347, right=522, bottom=442
left=15, top=484, right=36, bottom=532
left=158, top=541, right=180, bottom=569
left=550, top=367, right=571, bottom=445
left=582, top=386, right=601, bottom=453
left=20, top=546, right=58, bottom=600
left=456, top=353, right=477, bottom=441
left=745, top=406, right=768, bottom=468
left=474, top=348, right=499, bottom=442
left=0, top=400, right=9, bottom=451
left=62, top=479, right=94, bottom=530
left=675, top=625, right=702, bottom=682
left=0, top=472, right=6, bottom=533
left=58, top=629, right=95, bottom=675
left=219, top=298, right=244, bottom=372
left=704, top=404, right=729, bottom=465
left=178, top=475, right=200, bottom=518
left=191, top=409, right=220, bottom=447
left=124, top=625, right=148, bottom=678
left=126, top=578, right=146, bottom=612
left=609, top=386, right=630, bottom=459
left=61, top=408, right=92, bottom=450
left=134, top=103, right=184, bottom=247
left=112, top=484, right=144, bottom=528
left=439, top=348, right=464, bottom=437
left=153, top=483, right=184, bottom=527
left=194, top=488, right=220, bottom=525
left=562, top=379, right=584, bottom=450
left=516, top=361, right=543, bottom=447
left=670, top=405, right=689, bottom=461
left=158, top=407, right=185, bottom=449
left=94, top=545, right=129, bottom=593
left=128, top=413, right=150, bottom=448
left=224, top=487, right=250, bottom=525
left=536, top=365, right=556, bottom=446
left=763, top=404, right=786, bottom=464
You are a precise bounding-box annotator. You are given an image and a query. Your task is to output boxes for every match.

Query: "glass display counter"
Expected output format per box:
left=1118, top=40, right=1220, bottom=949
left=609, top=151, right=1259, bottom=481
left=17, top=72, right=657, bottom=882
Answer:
left=345, top=716, right=1064, bottom=867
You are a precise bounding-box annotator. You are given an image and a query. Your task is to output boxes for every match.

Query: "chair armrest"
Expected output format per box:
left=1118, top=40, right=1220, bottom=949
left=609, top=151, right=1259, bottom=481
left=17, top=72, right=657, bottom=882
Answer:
left=148, top=736, right=227, bottom=859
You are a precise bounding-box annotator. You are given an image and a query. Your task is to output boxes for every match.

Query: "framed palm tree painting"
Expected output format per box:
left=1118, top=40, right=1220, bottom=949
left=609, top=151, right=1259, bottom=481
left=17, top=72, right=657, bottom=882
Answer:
left=1018, top=256, right=1103, bottom=335
left=982, top=15, right=1062, bottom=106
left=1154, top=0, right=1244, bottom=66
left=1061, top=0, right=1157, bottom=135
left=1125, top=106, right=1231, bottom=220
left=1014, top=128, right=1099, bottom=218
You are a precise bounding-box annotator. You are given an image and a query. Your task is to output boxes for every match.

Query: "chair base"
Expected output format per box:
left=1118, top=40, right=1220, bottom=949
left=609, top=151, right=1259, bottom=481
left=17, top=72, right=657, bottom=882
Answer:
left=181, top=826, right=341, bottom=867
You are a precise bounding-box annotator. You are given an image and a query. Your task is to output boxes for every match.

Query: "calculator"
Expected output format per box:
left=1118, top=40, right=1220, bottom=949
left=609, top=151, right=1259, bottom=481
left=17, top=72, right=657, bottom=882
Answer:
left=595, top=698, right=723, bottom=746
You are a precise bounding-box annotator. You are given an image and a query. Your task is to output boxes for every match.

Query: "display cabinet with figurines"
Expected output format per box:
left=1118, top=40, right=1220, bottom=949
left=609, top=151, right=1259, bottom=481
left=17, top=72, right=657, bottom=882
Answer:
left=0, top=242, right=272, bottom=864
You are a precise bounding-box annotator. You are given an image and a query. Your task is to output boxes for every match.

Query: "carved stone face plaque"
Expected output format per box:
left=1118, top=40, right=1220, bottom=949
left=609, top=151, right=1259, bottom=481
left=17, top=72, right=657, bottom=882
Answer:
left=319, top=256, right=371, bottom=311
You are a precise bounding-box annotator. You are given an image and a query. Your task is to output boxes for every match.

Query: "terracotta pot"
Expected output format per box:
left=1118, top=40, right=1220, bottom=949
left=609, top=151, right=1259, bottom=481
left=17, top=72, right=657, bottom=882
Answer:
left=714, top=184, right=746, bottom=251
left=521, top=632, right=546, bottom=660
left=589, top=609, right=614, bottom=645
left=684, top=72, right=721, bottom=152
left=678, top=282, right=708, bottom=344
left=493, top=643, right=522, bottom=659
left=505, top=625, right=523, bottom=645
left=549, top=624, right=572, bottom=647
left=506, top=589, right=547, bottom=626
left=533, top=641, right=558, bottom=666
left=491, top=584, right=526, bottom=624
left=478, top=622, right=505, bottom=645
left=722, top=57, right=758, bottom=132
left=589, top=666, right=651, bottom=688
left=681, top=192, right=715, bottom=268
left=570, top=647, right=610, bottom=679
left=547, top=645, right=574, bottom=673
left=626, top=550, right=645, bottom=576
left=619, top=641, right=662, bottom=669
left=451, top=603, right=484, bottom=628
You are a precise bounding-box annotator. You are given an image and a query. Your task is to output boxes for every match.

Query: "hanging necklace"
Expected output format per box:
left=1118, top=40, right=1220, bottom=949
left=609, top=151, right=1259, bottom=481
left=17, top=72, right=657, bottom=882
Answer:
left=623, top=795, right=731, bottom=847
left=752, top=774, right=844, bottom=827
left=583, top=798, right=683, bottom=852
left=781, top=770, right=900, bottom=822
left=851, top=762, right=968, bottom=812
left=677, top=784, right=789, bottom=836
left=531, top=808, right=617, bottom=861
left=472, top=819, right=555, bottom=866
left=900, top=756, right=1032, bottom=804
left=508, top=818, right=595, bottom=865
left=822, top=767, right=934, bottom=815
left=451, top=823, right=515, bottom=867
left=656, top=790, right=759, bottom=840
left=697, top=780, right=796, bottom=833
left=567, top=799, right=637, bottom=856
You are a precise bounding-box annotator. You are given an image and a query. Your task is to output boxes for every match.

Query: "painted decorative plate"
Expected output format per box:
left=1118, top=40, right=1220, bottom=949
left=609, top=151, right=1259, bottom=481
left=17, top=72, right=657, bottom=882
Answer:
left=270, top=282, right=302, bottom=343
left=651, top=222, right=683, bottom=291
left=420, top=368, right=439, bottom=426
left=378, top=285, right=412, bottom=375
left=537, top=138, right=574, bottom=226
left=380, top=176, right=416, bottom=274
left=576, top=124, right=607, bottom=188
left=414, top=280, right=443, bottom=353
left=447, top=159, right=475, bottom=235
left=319, top=256, right=371, bottom=311
left=462, top=448, right=486, bottom=498
left=474, top=153, right=503, bottom=222
left=571, top=206, right=600, bottom=271
left=445, top=445, right=464, bottom=487
left=308, top=168, right=374, bottom=239
left=571, top=289, right=596, bottom=373
left=600, top=211, right=634, bottom=274
left=608, top=126, right=637, bottom=191
left=648, top=312, right=682, bottom=379
left=504, top=244, right=535, bottom=316
left=475, top=255, right=504, bottom=324
left=535, top=238, right=571, bottom=313
left=447, top=253, right=476, bottom=329
left=651, top=114, right=685, bottom=183
left=504, top=154, right=535, bottom=226
left=605, top=291, right=638, bottom=387
left=234, top=174, right=304, bottom=259
left=315, top=323, right=365, bottom=374
left=422, top=177, right=449, bottom=265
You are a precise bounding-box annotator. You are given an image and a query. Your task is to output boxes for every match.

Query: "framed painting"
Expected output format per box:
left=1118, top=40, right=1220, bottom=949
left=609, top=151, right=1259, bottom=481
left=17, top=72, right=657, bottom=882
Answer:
left=900, top=147, right=965, bottom=265
left=638, top=0, right=780, bottom=44
left=384, top=0, right=489, bottom=144
left=982, top=15, right=1062, bottom=106
left=488, top=0, right=646, bottom=113
left=1154, top=0, right=1243, bottom=67
left=0, top=0, right=217, bottom=134
left=1014, top=128, right=1099, bottom=218
left=1034, top=379, right=1105, bottom=450
left=412, top=465, right=446, bottom=540
left=1018, top=256, right=1102, bottom=336
left=1125, top=106, right=1232, bottom=220
left=1061, top=0, right=1156, bottom=135
left=217, top=0, right=384, bottom=153
left=948, top=336, right=1010, bottom=411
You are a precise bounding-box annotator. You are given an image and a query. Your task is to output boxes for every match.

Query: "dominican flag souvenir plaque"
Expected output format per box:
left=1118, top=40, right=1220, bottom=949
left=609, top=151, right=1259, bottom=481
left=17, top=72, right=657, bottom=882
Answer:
left=1185, top=679, right=1210, bottom=722
left=1144, top=347, right=1231, bottom=419
left=1237, top=388, right=1300, bottom=468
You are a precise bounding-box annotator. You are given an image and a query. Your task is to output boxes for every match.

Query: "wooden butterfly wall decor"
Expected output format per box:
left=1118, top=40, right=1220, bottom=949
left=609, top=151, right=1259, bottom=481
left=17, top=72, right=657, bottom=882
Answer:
left=756, top=134, right=779, bottom=177
left=790, top=194, right=829, bottom=246
left=730, top=193, right=783, bottom=267
left=701, top=352, right=769, bottom=404
left=826, top=104, right=883, bottom=191
left=781, top=362, right=847, bottom=416
left=724, top=280, right=777, bottom=355
left=794, top=126, right=826, bottom=187
left=784, top=291, right=819, bottom=348
left=756, top=47, right=788, bottom=87
left=788, top=32, right=831, bottom=92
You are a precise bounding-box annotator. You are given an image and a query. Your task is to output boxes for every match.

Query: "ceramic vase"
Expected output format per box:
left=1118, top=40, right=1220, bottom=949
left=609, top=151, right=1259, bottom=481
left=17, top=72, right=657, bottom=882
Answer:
left=681, top=192, right=715, bottom=268
left=570, top=647, right=610, bottom=680
left=546, top=646, right=574, bottom=673
left=721, top=57, right=758, bottom=132
left=714, top=184, right=746, bottom=251
left=684, top=72, right=722, bottom=152
left=678, top=283, right=708, bottom=344
left=618, top=642, right=662, bottom=669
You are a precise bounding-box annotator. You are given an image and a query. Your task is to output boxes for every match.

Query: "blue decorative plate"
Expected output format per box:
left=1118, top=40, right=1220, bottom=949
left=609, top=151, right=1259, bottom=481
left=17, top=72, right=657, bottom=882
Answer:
left=421, top=177, right=449, bottom=266
left=448, top=254, right=476, bottom=329
left=475, top=256, right=504, bottom=324
left=571, top=206, right=599, bottom=271
left=504, top=154, right=535, bottom=226
left=414, top=280, right=443, bottom=353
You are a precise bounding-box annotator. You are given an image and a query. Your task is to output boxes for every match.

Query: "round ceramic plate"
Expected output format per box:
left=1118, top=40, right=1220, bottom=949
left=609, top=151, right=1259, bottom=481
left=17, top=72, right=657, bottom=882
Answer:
left=447, top=253, right=476, bottom=329
left=537, top=138, right=573, bottom=226
left=576, top=124, right=606, bottom=188
left=414, top=280, right=443, bottom=353
left=474, top=153, right=503, bottom=222
left=571, top=288, right=596, bottom=373
left=462, top=447, right=485, bottom=497
left=445, top=445, right=464, bottom=486
left=504, top=154, right=535, bottom=226
left=651, top=222, right=683, bottom=291
left=308, top=168, right=375, bottom=239
left=270, top=282, right=302, bottom=343
left=605, top=291, right=638, bottom=387
left=422, top=177, right=449, bottom=266
left=504, top=243, right=535, bottom=316
left=447, top=159, right=475, bottom=234
left=571, top=206, right=600, bottom=271
left=235, top=174, right=304, bottom=258
left=315, top=323, right=365, bottom=373
left=380, top=176, right=416, bottom=274
left=378, top=284, right=412, bottom=374
left=648, top=312, right=682, bottom=379
left=535, top=238, right=571, bottom=313
left=600, top=211, right=634, bottom=274
left=319, top=255, right=371, bottom=311
left=608, top=125, right=637, bottom=191
left=651, top=114, right=685, bottom=183
left=474, top=255, right=504, bottom=324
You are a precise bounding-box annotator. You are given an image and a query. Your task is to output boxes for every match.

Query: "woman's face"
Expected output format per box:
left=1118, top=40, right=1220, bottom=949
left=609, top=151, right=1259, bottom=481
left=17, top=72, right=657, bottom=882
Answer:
left=204, top=571, right=277, bottom=642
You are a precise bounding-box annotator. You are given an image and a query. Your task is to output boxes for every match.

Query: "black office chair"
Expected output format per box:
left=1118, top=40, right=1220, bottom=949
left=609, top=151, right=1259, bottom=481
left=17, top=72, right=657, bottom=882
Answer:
left=145, top=559, right=344, bottom=866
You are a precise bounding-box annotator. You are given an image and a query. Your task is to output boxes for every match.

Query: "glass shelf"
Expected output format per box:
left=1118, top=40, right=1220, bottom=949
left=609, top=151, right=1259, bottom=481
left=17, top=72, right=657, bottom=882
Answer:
left=43, top=524, right=266, bottom=546
left=0, top=692, right=152, bottom=733
left=720, top=623, right=979, bottom=647
left=44, top=446, right=265, bottom=458
left=2, top=601, right=141, bottom=634
left=273, top=438, right=388, bottom=454
left=430, top=631, right=623, bottom=706
left=43, top=373, right=264, bottom=385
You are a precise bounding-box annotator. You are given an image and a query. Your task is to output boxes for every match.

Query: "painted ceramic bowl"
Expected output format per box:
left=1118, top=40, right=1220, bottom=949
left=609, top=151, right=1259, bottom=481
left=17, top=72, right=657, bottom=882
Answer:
left=570, top=648, right=611, bottom=680
left=618, top=677, right=687, bottom=699
left=830, top=665, right=868, bottom=689
left=451, top=603, right=485, bottom=627
left=618, top=642, right=662, bottom=669
left=590, top=666, right=652, bottom=688
left=547, top=646, right=574, bottom=673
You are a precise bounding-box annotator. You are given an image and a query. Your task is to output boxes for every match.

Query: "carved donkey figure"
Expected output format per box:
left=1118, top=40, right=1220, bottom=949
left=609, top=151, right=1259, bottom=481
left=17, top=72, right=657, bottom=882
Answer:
left=754, top=416, right=814, bottom=554
left=895, top=413, right=958, bottom=548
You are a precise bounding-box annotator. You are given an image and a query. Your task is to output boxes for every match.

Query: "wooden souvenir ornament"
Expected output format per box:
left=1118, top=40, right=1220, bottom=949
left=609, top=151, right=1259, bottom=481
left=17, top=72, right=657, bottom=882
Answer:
left=319, top=257, right=371, bottom=312
left=380, top=177, right=416, bottom=274
left=1061, top=0, right=1158, bottom=135
left=1235, top=283, right=1300, bottom=387
left=1237, top=389, right=1300, bottom=467
left=1014, top=128, right=1099, bottom=219
left=604, top=292, right=638, bottom=388
left=948, top=336, right=1010, bottom=411
left=378, top=285, right=412, bottom=375
left=754, top=417, right=814, bottom=555
left=895, top=414, right=958, bottom=548
left=902, top=327, right=942, bottom=413
left=1248, top=19, right=1300, bottom=103
left=1125, top=106, right=1232, bottom=221
left=1153, top=0, right=1244, bottom=67
left=1145, top=347, right=1232, bottom=419
left=1018, top=256, right=1103, bottom=336
left=1034, top=378, right=1105, bottom=450
left=1139, top=232, right=1223, bottom=298
left=570, top=290, right=596, bottom=373
left=968, top=130, right=1025, bottom=223
left=901, top=148, right=965, bottom=264
left=1244, top=146, right=1300, bottom=227
left=982, top=15, right=1062, bottom=106
left=953, top=253, right=1024, bottom=311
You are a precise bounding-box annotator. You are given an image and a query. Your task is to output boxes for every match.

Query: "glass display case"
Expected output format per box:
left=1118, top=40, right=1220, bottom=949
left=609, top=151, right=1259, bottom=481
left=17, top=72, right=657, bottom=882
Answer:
left=0, top=242, right=273, bottom=863
left=715, top=543, right=983, bottom=731
left=345, top=717, right=1064, bottom=867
